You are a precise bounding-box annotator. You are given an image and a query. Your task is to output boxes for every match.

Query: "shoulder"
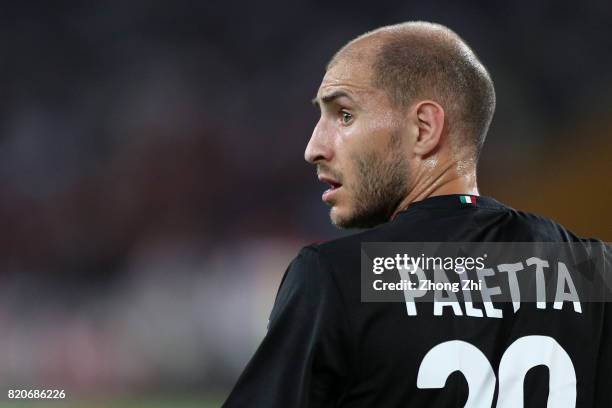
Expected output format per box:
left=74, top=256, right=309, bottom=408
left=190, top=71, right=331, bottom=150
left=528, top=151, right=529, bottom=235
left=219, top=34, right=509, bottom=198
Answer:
left=308, top=223, right=392, bottom=260
left=503, top=207, right=589, bottom=242
left=279, top=245, right=346, bottom=297
left=301, top=225, right=394, bottom=285
left=283, top=231, right=377, bottom=298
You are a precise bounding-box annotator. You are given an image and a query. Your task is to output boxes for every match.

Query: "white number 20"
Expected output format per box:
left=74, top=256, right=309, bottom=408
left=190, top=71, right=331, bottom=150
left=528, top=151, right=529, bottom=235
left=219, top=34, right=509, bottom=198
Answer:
left=417, top=335, right=576, bottom=407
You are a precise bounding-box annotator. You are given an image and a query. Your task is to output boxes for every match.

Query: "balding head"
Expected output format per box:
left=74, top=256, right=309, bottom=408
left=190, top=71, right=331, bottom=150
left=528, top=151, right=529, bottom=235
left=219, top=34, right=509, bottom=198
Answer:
left=306, top=22, right=492, bottom=229
left=329, top=22, right=495, bottom=160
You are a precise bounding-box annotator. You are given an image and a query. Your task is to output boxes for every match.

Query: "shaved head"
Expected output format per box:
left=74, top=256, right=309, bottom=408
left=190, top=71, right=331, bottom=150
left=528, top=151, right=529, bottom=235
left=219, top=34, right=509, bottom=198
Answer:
left=307, top=22, right=493, bottom=228
left=329, top=22, right=496, bottom=161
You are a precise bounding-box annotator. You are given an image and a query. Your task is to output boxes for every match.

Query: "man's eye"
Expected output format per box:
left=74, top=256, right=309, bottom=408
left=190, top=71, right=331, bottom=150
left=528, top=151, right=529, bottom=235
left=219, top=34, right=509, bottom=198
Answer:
left=340, top=111, right=353, bottom=125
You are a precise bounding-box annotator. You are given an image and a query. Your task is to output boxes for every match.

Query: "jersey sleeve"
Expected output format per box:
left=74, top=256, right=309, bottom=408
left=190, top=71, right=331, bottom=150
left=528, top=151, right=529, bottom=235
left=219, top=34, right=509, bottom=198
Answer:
left=223, top=246, right=354, bottom=408
left=594, top=245, right=612, bottom=407
left=594, top=301, right=612, bottom=406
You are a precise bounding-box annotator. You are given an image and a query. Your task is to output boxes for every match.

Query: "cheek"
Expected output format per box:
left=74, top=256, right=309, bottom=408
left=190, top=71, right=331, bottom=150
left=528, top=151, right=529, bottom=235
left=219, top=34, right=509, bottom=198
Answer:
left=354, top=112, right=401, bottom=151
left=363, top=108, right=401, bottom=134
left=334, top=112, right=402, bottom=184
left=341, top=151, right=374, bottom=198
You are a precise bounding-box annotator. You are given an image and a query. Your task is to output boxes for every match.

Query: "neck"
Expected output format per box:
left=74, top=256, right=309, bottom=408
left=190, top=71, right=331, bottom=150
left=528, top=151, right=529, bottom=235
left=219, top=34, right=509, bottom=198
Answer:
left=390, top=159, right=479, bottom=219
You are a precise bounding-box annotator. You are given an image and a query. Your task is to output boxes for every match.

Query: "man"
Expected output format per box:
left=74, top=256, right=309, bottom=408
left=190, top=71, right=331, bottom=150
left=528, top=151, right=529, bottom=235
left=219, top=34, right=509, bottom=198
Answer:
left=223, top=22, right=610, bottom=407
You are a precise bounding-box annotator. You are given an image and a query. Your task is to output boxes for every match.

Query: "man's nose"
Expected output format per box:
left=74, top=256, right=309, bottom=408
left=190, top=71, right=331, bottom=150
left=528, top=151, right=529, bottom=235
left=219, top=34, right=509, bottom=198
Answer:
left=304, top=120, right=333, bottom=164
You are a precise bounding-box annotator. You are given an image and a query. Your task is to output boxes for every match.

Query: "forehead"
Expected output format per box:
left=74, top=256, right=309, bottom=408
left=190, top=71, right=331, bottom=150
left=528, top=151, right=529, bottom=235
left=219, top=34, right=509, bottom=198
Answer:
left=317, top=51, right=376, bottom=99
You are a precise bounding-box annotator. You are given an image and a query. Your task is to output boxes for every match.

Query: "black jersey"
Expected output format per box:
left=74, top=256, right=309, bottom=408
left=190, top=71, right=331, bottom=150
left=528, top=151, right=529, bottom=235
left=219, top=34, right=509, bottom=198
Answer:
left=223, top=195, right=611, bottom=407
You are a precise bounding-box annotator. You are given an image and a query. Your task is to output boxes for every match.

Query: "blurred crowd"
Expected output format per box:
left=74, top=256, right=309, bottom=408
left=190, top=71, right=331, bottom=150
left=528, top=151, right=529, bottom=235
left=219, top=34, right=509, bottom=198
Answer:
left=0, top=1, right=610, bottom=400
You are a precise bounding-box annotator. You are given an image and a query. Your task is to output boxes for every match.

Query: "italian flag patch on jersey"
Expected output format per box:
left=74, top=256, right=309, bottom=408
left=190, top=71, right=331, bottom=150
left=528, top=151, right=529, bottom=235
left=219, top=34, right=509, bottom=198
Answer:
left=460, top=195, right=475, bottom=204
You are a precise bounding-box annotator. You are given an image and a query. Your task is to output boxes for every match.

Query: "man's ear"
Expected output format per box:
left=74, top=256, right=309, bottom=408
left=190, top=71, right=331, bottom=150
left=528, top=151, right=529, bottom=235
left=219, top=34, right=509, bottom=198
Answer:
left=412, top=100, right=445, bottom=156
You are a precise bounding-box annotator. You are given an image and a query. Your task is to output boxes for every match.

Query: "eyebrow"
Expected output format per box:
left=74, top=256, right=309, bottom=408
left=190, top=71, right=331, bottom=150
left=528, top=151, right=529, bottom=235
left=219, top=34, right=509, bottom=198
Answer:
left=311, top=91, right=354, bottom=108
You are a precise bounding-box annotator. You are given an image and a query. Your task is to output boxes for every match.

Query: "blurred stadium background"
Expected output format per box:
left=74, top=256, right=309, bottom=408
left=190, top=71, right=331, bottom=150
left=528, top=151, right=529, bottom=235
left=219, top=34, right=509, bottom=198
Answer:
left=0, top=1, right=610, bottom=406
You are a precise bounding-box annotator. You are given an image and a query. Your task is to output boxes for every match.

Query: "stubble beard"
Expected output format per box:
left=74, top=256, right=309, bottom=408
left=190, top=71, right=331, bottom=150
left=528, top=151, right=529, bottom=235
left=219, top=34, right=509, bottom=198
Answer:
left=332, top=131, right=409, bottom=229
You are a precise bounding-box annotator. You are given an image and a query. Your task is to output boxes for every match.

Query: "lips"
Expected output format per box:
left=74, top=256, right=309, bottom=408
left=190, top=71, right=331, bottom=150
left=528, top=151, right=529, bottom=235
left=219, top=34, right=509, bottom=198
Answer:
left=318, top=175, right=343, bottom=203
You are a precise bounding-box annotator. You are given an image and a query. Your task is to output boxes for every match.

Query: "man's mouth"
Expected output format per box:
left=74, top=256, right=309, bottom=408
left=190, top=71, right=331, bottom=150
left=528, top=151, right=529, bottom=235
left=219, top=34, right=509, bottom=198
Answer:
left=318, top=175, right=343, bottom=203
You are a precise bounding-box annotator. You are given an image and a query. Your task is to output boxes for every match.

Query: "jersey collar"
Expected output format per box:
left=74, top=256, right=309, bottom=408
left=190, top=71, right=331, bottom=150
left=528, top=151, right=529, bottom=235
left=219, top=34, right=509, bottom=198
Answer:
left=398, top=194, right=505, bottom=213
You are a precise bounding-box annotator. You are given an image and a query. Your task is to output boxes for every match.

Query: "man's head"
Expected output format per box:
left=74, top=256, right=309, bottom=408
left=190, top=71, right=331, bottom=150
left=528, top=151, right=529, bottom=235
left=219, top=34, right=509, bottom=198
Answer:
left=305, top=21, right=495, bottom=229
